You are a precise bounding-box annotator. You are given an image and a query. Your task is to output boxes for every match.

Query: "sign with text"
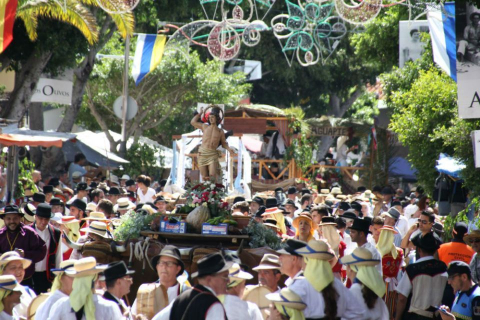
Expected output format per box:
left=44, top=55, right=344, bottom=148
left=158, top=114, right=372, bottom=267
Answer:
left=456, top=3, right=480, bottom=118
left=31, top=78, right=73, bottom=105
left=311, top=126, right=349, bottom=136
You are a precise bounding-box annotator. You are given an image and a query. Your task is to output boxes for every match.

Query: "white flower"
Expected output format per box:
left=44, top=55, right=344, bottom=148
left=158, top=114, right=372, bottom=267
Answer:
left=210, top=184, right=215, bottom=188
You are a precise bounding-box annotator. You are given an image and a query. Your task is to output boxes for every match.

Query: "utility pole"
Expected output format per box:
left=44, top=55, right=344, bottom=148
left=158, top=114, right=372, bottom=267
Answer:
left=119, top=34, right=130, bottom=158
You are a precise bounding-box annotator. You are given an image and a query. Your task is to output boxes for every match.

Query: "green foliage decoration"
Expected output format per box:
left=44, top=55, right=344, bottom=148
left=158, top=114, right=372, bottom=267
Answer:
left=114, top=210, right=162, bottom=241
left=244, top=221, right=283, bottom=250
left=284, top=107, right=313, bottom=177
left=15, top=157, right=38, bottom=199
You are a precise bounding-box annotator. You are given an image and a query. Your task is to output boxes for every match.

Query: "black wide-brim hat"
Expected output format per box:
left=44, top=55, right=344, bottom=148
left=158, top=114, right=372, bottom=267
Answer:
left=151, top=245, right=185, bottom=277
left=43, top=185, right=54, bottom=194
left=35, top=203, right=54, bottom=219
left=50, top=197, right=64, bottom=206
left=33, top=192, right=46, bottom=203
left=265, top=197, right=278, bottom=209
left=192, top=252, right=233, bottom=278
left=103, top=261, right=134, bottom=282
left=412, top=231, right=442, bottom=252
left=0, top=205, right=23, bottom=218
left=349, top=218, right=371, bottom=234
left=67, top=199, right=87, bottom=212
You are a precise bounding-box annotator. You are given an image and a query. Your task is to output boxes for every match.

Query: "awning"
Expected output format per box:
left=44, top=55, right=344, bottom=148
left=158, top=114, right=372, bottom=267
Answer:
left=0, top=128, right=76, bottom=148
left=388, top=157, right=417, bottom=181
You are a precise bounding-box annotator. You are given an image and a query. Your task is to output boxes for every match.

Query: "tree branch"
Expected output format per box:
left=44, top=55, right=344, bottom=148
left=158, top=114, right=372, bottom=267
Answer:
left=339, top=87, right=364, bottom=116
left=85, top=85, right=119, bottom=152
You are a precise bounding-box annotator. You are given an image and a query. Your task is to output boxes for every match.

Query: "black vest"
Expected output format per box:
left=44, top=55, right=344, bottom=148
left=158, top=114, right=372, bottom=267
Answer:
left=34, top=224, right=61, bottom=282
left=406, top=258, right=447, bottom=280
left=103, top=291, right=125, bottom=314
left=169, top=285, right=227, bottom=320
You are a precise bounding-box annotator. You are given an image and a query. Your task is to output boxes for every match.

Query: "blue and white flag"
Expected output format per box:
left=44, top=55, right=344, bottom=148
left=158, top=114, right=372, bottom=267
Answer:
left=428, top=3, right=456, bottom=81
left=132, top=34, right=167, bottom=86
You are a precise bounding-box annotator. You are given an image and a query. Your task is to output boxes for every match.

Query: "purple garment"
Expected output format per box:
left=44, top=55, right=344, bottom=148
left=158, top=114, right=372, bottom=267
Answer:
left=0, top=223, right=47, bottom=279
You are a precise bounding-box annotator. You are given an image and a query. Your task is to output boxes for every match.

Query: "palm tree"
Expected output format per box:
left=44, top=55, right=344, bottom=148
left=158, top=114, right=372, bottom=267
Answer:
left=1, top=0, right=134, bottom=120
left=16, top=0, right=99, bottom=44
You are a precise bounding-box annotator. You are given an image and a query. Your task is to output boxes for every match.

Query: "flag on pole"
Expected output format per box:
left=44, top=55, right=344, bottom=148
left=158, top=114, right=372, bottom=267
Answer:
left=0, top=0, right=18, bottom=54
left=427, top=3, right=456, bottom=82
left=132, top=34, right=167, bottom=85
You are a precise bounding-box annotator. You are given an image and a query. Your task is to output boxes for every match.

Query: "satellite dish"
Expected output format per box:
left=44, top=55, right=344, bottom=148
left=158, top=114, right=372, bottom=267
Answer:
left=113, top=96, right=138, bottom=121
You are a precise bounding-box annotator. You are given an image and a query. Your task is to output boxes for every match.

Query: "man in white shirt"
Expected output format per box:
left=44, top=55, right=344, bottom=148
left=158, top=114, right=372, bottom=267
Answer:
left=154, top=252, right=232, bottom=320
left=349, top=218, right=383, bottom=275
left=35, top=259, right=76, bottom=320
left=132, top=245, right=190, bottom=318
left=395, top=232, right=447, bottom=319
left=102, top=261, right=135, bottom=315
left=32, top=204, right=62, bottom=294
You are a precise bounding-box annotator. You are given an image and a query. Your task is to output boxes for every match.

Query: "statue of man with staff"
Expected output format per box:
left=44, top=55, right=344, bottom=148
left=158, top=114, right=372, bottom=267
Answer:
left=190, top=105, right=235, bottom=182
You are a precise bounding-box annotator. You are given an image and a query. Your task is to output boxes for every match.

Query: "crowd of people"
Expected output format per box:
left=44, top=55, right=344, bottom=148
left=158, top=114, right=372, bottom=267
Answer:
left=0, top=152, right=478, bottom=320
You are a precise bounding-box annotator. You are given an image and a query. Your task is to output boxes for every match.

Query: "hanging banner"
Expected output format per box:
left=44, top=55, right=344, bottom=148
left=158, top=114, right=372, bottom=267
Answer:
left=456, top=3, right=480, bottom=119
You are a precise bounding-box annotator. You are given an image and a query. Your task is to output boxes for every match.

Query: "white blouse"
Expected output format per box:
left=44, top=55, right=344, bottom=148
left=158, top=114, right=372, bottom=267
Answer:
left=349, top=283, right=390, bottom=320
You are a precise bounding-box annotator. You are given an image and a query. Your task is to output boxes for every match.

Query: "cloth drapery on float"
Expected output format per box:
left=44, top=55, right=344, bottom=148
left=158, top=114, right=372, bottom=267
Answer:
left=169, top=130, right=251, bottom=196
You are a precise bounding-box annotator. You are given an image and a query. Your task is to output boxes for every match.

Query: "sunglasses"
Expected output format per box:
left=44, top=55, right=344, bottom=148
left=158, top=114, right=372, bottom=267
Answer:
left=417, top=219, right=430, bottom=225
left=471, top=239, right=480, bottom=244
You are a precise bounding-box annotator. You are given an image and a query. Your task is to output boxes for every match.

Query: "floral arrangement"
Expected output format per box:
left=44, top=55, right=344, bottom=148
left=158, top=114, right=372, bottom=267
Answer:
left=185, top=181, right=229, bottom=217
left=114, top=209, right=161, bottom=241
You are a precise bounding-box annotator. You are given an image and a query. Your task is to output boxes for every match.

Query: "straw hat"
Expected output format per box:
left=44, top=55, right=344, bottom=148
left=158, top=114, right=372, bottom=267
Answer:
left=243, top=285, right=272, bottom=318
left=82, top=212, right=108, bottom=221
left=65, top=257, right=107, bottom=277
left=27, top=293, right=50, bottom=320
left=51, top=212, right=63, bottom=224
left=252, top=254, right=281, bottom=271
left=340, top=247, right=380, bottom=266
left=58, top=216, right=79, bottom=224
left=0, top=251, right=32, bottom=269
left=114, top=198, right=135, bottom=212
left=464, top=230, right=480, bottom=245
left=266, top=288, right=306, bottom=310
left=86, top=203, right=97, bottom=212
left=80, top=221, right=111, bottom=238
left=320, top=189, right=330, bottom=196
left=262, top=207, right=283, bottom=216
left=229, top=263, right=253, bottom=281
left=20, top=203, right=36, bottom=222
left=51, top=259, right=77, bottom=275
left=294, top=239, right=335, bottom=260
left=0, top=275, right=23, bottom=292
left=292, top=213, right=317, bottom=230
left=330, top=187, right=342, bottom=195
